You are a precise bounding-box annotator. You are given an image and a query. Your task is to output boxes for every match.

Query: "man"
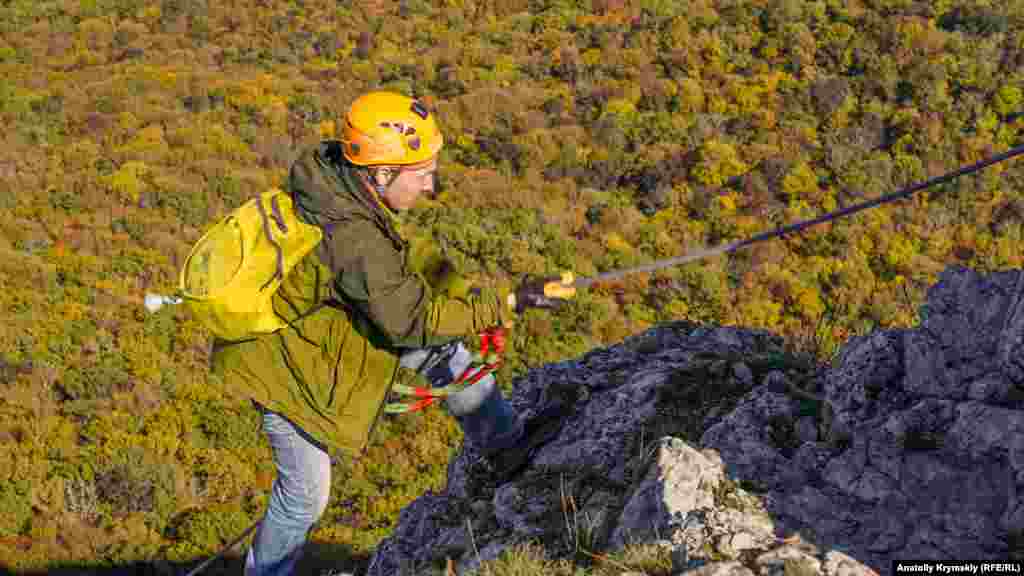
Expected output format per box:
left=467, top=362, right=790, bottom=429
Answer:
left=210, top=91, right=573, bottom=576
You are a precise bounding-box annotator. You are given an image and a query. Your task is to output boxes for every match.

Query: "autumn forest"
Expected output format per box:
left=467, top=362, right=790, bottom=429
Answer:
left=0, top=0, right=1023, bottom=572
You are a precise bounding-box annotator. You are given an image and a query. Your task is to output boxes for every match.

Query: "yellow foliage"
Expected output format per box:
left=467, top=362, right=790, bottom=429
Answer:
left=0, top=0, right=1021, bottom=569
left=198, top=449, right=255, bottom=503
left=154, top=68, right=180, bottom=91
left=827, top=92, right=858, bottom=130
left=318, top=120, right=336, bottom=138
left=304, top=58, right=339, bottom=76
left=515, top=128, right=565, bottom=166
left=581, top=48, right=603, bottom=68
left=195, top=123, right=256, bottom=163
left=91, top=412, right=139, bottom=461
left=493, top=54, right=518, bottom=79
left=737, top=297, right=783, bottom=329
left=121, top=335, right=164, bottom=384
left=993, top=236, right=1023, bottom=268
left=104, top=161, right=150, bottom=203
left=732, top=84, right=760, bottom=113
left=603, top=98, right=638, bottom=118
left=882, top=235, right=916, bottom=269
left=706, top=93, right=731, bottom=116
left=663, top=299, right=690, bottom=319
left=117, top=111, right=142, bottom=133
left=62, top=138, right=102, bottom=172
left=994, top=85, right=1023, bottom=117
left=603, top=232, right=634, bottom=254
left=715, top=193, right=737, bottom=214
left=116, top=124, right=169, bottom=162
left=505, top=242, right=547, bottom=275
left=692, top=139, right=748, bottom=187
left=676, top=77, right=705, bottom=113
left=140, top=429, right=181, bottom=459
left=77, top=17, right=114, bottom=50
left=784, top=199, right=816, bottom=223
left=795, top=287, right=825, bottom=320
left=652, top=228, right=681, bottom=257
left=781, top=161, right=819, bottom=202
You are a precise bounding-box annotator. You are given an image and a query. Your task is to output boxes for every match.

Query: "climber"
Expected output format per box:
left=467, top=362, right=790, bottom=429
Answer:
left=208, top=91, right=576, bottom=576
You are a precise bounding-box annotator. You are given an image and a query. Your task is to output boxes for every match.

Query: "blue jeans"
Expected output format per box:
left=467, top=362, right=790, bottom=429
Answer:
left=244, top=341, right=522, bottom=576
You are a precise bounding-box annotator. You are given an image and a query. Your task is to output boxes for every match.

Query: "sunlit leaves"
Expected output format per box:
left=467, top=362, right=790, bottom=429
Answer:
left=692, top=139, right=748, bottom=188
left=3, top=0, right=1024, bottom=570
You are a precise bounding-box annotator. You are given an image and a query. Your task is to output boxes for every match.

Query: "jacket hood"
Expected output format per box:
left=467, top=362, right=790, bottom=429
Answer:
left=289, top=140, right=405, bottom=244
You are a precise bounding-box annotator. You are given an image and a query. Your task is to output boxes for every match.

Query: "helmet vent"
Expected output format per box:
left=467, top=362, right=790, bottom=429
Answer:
left=411, top=100, right=429, bottom=119
left=381, top=121, right=416, bottom=136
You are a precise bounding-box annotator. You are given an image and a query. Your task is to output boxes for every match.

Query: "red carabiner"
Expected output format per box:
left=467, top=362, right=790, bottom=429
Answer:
left=407, top=396, right=438, bottom=412
left=488, top=326, right=506, bottom=354
left=477, top=326, right=506, bottom=356
left=479, top=332, right=491, bottom=357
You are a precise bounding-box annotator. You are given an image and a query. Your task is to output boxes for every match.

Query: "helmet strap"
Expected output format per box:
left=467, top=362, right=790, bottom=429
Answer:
left=363, top=166, right=403, bottom=198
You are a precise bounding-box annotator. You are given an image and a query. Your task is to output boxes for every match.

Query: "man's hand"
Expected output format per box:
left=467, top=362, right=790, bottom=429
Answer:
left=509, top=271, right=577, bottom=314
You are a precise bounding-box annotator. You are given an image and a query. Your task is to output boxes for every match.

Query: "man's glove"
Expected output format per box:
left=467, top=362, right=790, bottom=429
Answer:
left=509, top=271, right=577, bottom=314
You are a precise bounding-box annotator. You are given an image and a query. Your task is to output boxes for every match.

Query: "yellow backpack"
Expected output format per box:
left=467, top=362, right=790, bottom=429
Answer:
left=145, top=188, right=325, bottom=341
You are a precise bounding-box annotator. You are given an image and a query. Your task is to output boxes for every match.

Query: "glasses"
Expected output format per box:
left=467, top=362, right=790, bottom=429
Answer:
left=406, top=166, right=437, bottom=180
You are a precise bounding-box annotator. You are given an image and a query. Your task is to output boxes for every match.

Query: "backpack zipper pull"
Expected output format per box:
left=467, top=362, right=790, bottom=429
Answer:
left=144, top=293, right=183, bottom=313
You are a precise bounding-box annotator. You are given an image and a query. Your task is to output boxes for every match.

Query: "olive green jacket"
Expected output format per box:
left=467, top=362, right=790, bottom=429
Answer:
left=210, top=140, right=514, bottom=459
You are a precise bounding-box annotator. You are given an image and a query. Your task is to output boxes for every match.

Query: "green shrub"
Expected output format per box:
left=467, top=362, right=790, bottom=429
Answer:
left=163, top=504, right=253, bottom=558
left=938, top=6, right=1009, bottom=36
left=0, top=476, right=32, bottom=536
left=94, top=446, right=177, bottom=525
left=193, top=399, right=262, bottom=450
left=56, top=352, right=134, bottom=401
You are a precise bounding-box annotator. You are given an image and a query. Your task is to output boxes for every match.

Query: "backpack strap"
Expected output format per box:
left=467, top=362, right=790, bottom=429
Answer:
left=256, top=194, right=286, bottom=292
left=273, top=219, right=349, bottom=331
left=269, top=194, right=288, bottom=233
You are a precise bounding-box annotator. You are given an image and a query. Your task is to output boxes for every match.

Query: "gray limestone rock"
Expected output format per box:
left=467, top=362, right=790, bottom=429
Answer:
left=362, top=266, right=1024, bottom=576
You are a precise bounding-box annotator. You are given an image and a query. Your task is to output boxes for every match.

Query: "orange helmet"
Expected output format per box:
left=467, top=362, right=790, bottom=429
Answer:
left=341, top=92, right=443, bottom=166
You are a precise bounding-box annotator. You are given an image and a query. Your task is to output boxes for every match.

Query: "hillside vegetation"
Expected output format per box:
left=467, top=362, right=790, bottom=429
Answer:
left=1, top=0, right=1023, bottom=572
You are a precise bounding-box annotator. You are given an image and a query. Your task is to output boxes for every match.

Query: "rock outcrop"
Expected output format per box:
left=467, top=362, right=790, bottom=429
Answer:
left=362, top=265, right=1024, bottom=575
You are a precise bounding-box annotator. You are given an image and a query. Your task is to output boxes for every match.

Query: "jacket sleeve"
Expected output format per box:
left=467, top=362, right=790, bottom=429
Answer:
left=323, top=217, right=515, bottom=349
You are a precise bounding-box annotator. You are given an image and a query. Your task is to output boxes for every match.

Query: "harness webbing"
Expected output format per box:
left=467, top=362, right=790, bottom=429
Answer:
left=385, top=326, right=507, bottom=414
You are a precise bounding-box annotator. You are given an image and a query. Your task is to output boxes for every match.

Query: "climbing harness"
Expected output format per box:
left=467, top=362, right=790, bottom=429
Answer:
left=385, top=326, right=508, bottom=414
